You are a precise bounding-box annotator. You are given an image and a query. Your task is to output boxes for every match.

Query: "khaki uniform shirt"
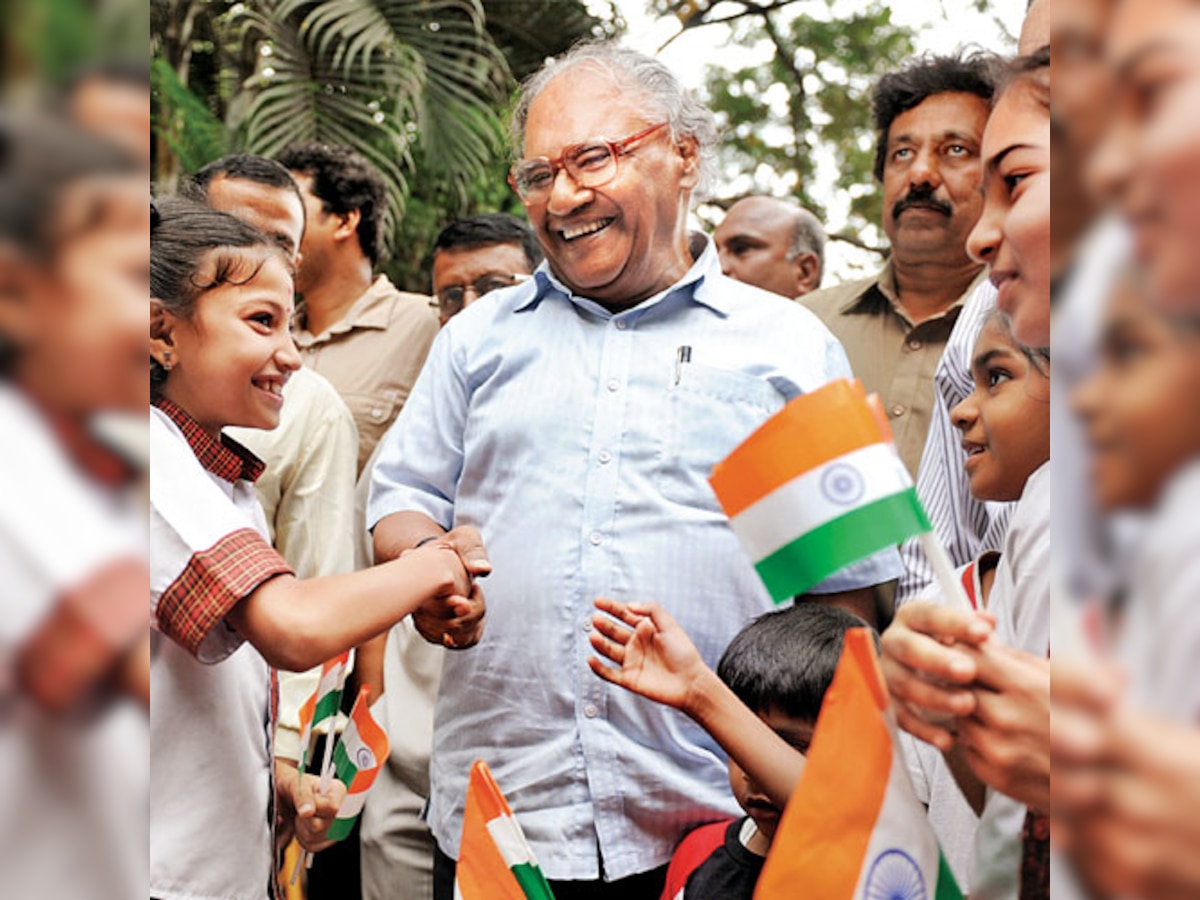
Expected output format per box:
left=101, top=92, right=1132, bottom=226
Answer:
left=294, top=275, right=439, bottom=474
left=803, top=261, right=985, bottom=476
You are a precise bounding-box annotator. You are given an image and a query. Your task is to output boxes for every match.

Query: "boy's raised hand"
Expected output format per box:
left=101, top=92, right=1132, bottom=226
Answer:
left=588, top=598, right=710, bottom=713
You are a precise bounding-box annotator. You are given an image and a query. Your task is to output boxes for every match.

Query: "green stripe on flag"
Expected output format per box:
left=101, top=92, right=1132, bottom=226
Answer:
left=324, top=814, right=356, bottom=843
left=511, top=862, right=556, bottom=899
left=934, top=848, right=965, bottom=900
left=755, top=489, right=930, bottom=602
left=313, top=691, right=341, bottom=724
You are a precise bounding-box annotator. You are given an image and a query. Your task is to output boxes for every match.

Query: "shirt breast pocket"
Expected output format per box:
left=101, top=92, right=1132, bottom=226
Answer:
left=656, top=363, right=785, bottom=510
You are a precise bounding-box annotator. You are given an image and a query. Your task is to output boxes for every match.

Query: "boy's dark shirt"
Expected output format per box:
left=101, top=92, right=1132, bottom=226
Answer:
left=665, top=817, right=766, bottom=900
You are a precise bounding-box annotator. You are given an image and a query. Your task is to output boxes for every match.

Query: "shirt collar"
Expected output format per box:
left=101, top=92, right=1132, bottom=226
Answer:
left=842, top=259, right=984, bottom=326
left=152, top=396, right=266, bottom=483
left=33, top=401, right=139, bottom=487
left=515, top=235, right=730, bottom=318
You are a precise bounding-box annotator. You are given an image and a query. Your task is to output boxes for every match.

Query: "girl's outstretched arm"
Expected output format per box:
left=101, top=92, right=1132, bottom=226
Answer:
left=227, top=541, right=473, bottom=672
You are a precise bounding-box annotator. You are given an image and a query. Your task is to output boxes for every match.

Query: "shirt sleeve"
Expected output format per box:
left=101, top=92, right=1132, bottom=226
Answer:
left=367, top=325, right=468, bottom=533
left=150, top=414, right=291, bottom=663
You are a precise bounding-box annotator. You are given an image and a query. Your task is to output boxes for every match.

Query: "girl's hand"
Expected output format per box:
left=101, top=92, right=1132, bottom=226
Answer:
left=274, top=761, right=348, bottom=853
left=588, top=598, right=711, bottom=714
left=409, top=542, right=485, bottom=650
left=880, top=600, right=994, bottom=750
left=956, top=639, right=1050, bottom=810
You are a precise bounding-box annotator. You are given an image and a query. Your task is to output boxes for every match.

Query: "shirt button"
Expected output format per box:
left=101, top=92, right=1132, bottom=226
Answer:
left=907, top=339, right=923, bottom=351
left=371, top=408, right=384, bottom=419
left=589, top=531, right=603, bottom=546
left=598, top=450, right=612, bottom=464
left=606, top=378, right=620, bottom=392
left=615, top=319, right=628, bottom=331
left=584, top=704, right=599, bottom=718
left=581, top=619, right=593, bottom=632
left=891, top=404, right=906, bottom=417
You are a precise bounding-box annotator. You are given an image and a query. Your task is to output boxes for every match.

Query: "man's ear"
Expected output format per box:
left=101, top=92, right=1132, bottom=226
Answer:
left=793, top=252, right=822, bottom=296
left=332, top=208, right=362, bottom=245
left=677, top=137, right=701, bottom=191
left=150, top=299, right=178, bottom=368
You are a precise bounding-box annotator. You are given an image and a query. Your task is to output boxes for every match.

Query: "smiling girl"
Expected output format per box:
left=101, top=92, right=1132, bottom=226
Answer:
left=149, top=198, right=480, bottom=900
left=967, top=46, right=1051, bottom=349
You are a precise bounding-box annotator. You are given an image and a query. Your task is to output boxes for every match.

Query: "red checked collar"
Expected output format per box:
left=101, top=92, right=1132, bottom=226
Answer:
left=24, top=394, right=139, bottom=487
left=152, top=396, right=266, bottom=483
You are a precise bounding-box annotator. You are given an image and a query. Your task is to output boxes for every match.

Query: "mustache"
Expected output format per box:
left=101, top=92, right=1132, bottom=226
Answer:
left=893, top=188, right=953, bottom=220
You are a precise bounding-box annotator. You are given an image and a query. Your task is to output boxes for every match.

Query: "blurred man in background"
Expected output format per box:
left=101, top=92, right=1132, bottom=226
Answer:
left=278, top=142, right=439, bottom=475
left=430, top=213, right=542, bottom=325
left=713, top=196, right=825, bottom=299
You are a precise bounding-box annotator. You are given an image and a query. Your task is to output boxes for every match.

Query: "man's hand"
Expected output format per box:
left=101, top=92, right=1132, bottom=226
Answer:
left=955, top=639, right=1050, bottom=810
left=274, top=760, right=349, bottom=853
left=880, top=600, right=993, bottom=750
left=588, top=598, right=712, bottom=714
left=441, top=525, right=492, bottom=578
left=410, top=531, right=487, bottom=650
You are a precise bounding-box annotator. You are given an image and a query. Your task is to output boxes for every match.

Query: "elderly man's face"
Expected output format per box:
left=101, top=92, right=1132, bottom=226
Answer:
left=518, top=66, right=699, bottom=308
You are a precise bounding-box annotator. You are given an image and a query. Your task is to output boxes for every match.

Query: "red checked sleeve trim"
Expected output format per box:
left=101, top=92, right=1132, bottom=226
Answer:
left=157, top=527, right=292, bottom=658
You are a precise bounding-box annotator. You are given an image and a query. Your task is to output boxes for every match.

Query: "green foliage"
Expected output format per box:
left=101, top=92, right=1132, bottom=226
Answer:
left=9, top=0, right=148, bottom=86
left=229, top=0, right=512, bottom=259
left=699, top=1, right=914, bottom=255
left=152, top=57, right=230, bottom=174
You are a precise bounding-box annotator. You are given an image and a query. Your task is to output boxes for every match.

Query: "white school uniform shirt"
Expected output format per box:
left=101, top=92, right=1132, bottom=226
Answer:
left=0, top=384, right=147, bottom=900
left=150, top=401, right=292, bottom=900
left=969, top=462, right=1050, bottom=900
left=1115, top=459, right=1200, bottom=722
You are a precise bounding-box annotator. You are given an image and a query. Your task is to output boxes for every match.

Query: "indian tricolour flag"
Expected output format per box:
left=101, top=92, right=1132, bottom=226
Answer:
left=755, top=628, right=963, bottom=900
left=710, top=378, right=930, bottom=602
left=296, top=649, right=351, bottom=775
left=455, top=760, right=555, bottom=900
left=325, top=686, right=388, bottom=841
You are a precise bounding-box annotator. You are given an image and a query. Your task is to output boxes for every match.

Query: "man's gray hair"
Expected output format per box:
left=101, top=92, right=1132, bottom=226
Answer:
left=510, top=41, right=720, bottom=198
left=787, top=207, right=827, bottom=280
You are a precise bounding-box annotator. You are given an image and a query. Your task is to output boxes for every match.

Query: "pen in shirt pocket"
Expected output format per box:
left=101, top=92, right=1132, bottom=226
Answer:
left=673, top=345, right=692, bottom=385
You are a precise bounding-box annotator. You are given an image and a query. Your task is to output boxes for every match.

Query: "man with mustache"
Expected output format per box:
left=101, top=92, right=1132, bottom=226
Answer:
left=803, top=53, right=997, bottom=478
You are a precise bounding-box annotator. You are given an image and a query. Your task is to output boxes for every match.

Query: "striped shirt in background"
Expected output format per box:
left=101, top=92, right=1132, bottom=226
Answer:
left=897, top=281, right=1015, bottom=604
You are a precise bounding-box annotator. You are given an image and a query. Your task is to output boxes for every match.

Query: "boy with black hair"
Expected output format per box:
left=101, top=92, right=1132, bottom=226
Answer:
left=659, top=603, right=869, bottom=900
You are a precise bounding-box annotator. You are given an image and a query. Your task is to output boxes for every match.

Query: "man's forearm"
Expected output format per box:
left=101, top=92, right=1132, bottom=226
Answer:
left=373, top=511, right=446, bottom=564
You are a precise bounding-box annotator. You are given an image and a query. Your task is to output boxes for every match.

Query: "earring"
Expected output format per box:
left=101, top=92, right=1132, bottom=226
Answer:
left=160, top=351, right=174, bottom=371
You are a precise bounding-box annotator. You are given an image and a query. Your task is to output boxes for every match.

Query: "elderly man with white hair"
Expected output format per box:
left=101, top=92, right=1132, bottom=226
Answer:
left=368, top=41, right=900, bottom=899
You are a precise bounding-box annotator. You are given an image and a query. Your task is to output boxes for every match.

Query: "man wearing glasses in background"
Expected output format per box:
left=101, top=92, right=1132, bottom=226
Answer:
left=367, top=41, right=899, bottom=900
left=430, top=213, right=543, bottom=325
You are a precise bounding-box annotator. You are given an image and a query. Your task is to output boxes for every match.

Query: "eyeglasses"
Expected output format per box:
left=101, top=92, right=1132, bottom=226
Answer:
left=433, top=273, right=532, bottom=316
left=508, top=122, right=669, bottom=201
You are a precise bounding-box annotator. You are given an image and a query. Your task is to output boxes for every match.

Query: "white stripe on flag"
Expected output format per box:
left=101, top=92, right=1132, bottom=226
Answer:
left=851, top=727, right=944, bottom=898
left=485, top=815, right=535, bottom=869
left=729, top=443, right=912, bottom=562
left=336, top=788, right=368, bottom=821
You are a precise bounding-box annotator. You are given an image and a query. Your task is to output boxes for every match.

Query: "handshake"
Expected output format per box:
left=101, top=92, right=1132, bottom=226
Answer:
left=405, top=525, right=492, bottom=651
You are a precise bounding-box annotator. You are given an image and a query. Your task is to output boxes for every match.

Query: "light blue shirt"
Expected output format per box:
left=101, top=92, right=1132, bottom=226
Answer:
left=368, top=240, right=902, bottom=880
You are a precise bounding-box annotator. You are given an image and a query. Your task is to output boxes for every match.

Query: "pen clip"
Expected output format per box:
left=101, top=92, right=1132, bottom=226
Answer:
left=673, top=345, right=692, bottom=386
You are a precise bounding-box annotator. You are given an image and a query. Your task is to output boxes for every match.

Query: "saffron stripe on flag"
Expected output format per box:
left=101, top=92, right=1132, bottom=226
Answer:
left=711, top=379, right=881, bottom=518
left=754, top=490, right=930, bottom=602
